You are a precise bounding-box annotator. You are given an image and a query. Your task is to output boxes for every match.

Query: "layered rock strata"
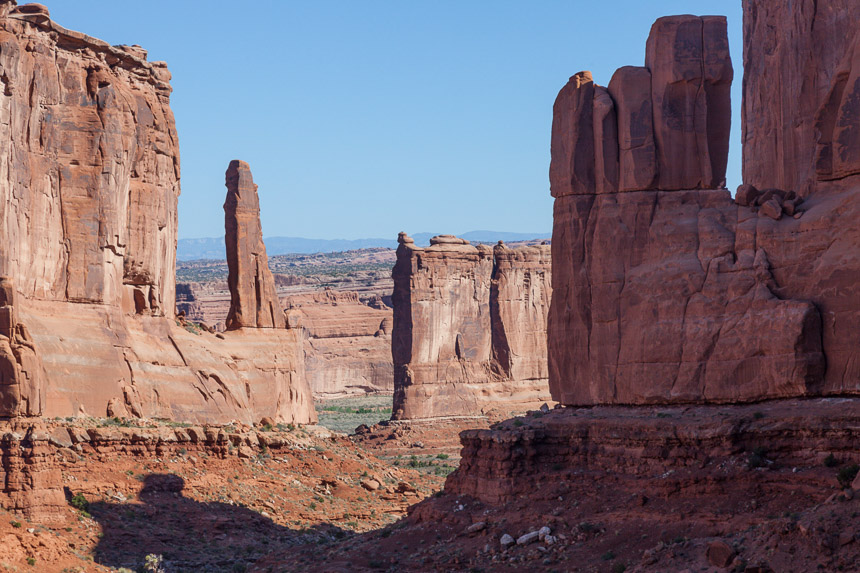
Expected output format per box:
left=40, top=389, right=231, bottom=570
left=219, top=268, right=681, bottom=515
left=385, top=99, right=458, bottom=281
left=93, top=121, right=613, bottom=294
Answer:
left=392, top=234, right=552, bottom=420
left=286, top=290, right=394, bottom=399
left=448, top=399, right=860, bottom=504
left=548, top=14, right=835, bottom=406
left=224, top=160, right=286, bottom=330
left=0, top=2, right=315, bottom=424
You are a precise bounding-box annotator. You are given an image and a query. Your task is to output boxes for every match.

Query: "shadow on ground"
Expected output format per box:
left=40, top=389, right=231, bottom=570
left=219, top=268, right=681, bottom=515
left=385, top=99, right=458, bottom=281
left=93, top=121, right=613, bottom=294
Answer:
left=85, top=474, right=350, bottom=572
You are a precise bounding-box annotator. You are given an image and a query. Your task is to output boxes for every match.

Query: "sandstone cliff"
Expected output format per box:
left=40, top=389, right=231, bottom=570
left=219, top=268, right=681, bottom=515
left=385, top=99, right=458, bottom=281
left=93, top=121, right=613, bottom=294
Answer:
left=286, top=290, right=393, bottom=399
left=392, top=233, right=552, bottom=420
left=547, top=14, right=836, bottom=406
left=0, top=2, right=315, bottom=424
left=743, top=0, right=860, bottom=194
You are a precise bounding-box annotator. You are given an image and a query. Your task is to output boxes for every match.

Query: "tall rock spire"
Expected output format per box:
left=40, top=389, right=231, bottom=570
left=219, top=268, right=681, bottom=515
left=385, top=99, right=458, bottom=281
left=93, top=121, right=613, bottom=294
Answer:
left=224, top=160, right=286, bottom=330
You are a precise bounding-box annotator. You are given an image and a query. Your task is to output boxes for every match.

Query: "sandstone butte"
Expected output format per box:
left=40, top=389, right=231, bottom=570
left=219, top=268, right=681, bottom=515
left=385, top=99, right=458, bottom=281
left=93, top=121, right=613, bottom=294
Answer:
left=546, top=11, right=860, bottom=406
left=0, top=1, right=316, bottom=427
left=391, top=233, right=553, bottom=419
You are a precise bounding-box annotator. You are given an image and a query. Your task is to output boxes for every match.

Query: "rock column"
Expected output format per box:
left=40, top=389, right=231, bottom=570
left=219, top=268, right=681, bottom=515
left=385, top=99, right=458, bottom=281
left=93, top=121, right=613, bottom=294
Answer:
left=224, top=160, right=286, bottom=330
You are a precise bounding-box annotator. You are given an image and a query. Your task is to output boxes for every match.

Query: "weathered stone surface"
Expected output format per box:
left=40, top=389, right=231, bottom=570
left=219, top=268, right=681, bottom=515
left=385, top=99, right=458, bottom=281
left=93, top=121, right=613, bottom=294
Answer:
left=0, top=7, right=315, bottom=424
left=815, top=28, right=860, bottom=181
left=491, top=243, right=552, bottom=387
left=743, top=0, right=860, bottom=194
left=608, top=66, right=656, bottom=191
left=645, top=15, right=733, bottom=190
left=548, top=191, right=824, bottom=405
left=0, top=278, right=43, bottom=417
left=592, top=85, right=618, bottom=194
left=0, top=6, right=178, bottom=314
left=286, top=290, right=393, bottom=399
left=392, top=234, right=552, bottom=420
left=224, top=160, right=285, bottom=330
left=546, top=13, right=854, bottom=406
left=549, top=72, right=594, bottom=197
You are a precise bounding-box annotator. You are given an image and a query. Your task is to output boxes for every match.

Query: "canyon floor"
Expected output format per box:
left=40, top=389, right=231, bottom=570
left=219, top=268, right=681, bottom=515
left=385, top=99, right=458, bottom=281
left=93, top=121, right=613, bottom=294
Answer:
left=3, top=400, right=858, bottom=573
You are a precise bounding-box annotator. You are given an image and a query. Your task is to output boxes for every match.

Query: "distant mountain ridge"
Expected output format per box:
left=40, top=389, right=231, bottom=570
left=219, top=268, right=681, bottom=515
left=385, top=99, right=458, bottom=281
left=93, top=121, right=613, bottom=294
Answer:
left=177, top=231, right=550, bottom=261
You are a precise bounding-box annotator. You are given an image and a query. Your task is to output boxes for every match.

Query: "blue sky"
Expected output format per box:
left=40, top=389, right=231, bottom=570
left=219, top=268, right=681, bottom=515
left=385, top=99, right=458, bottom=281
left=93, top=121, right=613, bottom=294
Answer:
left=50, top=1, right=743, bottom=240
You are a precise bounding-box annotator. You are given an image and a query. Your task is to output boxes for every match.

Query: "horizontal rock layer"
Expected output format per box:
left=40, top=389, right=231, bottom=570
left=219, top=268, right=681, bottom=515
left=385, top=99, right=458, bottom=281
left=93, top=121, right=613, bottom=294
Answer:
left=287, top=290, right=393, bottom=398
left=447, top=399, right=860, bottom=504
left=392, top=234, right=552, bottom=420
left=0, top=419, right=331, bottom=525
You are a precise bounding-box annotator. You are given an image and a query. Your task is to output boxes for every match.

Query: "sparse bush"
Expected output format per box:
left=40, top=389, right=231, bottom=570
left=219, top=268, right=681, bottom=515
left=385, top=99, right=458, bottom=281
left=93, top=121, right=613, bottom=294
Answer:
left=69, top=493, right=89, bottom=512
left=837, top=464, right=859, bottom=488
left=602, top=550, right=616, bottom=561
left=26, top=557, right=35, bottom=566
left=10, top=520, right=21, bottom=528
left=144, top=554, right=165, bottom=573
left=824, top=453, right=839, bottom=468
left=747, top=446, right=768, bottom=469
left=612, top=563, right=626, bottom=573
left=513, top=419, right=524, bottom=427
left=436, top=453, right=449, bottom=460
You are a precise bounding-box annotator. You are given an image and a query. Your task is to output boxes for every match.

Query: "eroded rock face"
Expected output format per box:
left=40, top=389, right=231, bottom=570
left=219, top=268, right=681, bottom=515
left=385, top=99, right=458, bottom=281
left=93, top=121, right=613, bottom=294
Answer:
left=392, top=233, right=552, bottom=420
left=0, top=4, right=315, bottom=424
left=0, top=278, right=43, bottom=417
left=0, top=3, right=178, bottom=315
left=743, top=0, right=860, bottom=194
left=224, top=160, right=286, bottom=330
left=547, top=13, right=832, bottom=405
left=286, top=290, right=393, bottom=399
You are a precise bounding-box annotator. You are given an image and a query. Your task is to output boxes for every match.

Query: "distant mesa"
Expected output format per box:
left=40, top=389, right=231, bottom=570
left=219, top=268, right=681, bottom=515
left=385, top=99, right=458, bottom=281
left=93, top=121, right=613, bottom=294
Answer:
left=177, top=230, right=551, bottom=261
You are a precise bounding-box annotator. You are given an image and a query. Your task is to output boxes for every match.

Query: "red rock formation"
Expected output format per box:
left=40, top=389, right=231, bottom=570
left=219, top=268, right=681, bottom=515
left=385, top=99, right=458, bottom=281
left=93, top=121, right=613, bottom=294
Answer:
left=490, top=243, right=552, bottom=387
left=0, top=3, right=315, bottom=424
left=743, top=0, right=860, bottom=194
left=0, top=278, right=43, bottom=417
left=0, top=2, right=178, bottom=315
left=392, top=234, right=552, bottom=420
left=286, top=290, right=393, bottom=399
left=547, top=14, right=831, bottom=406
left=224, top=160, right=286, bottom=330
left=646, top=15, right=732, bottom=190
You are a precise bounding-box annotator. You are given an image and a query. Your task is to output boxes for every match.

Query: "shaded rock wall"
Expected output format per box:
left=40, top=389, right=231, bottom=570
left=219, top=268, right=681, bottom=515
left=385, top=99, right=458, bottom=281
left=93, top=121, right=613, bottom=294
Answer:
left=742, top=0, right=860, bottom=194
left=547, top=14, right=837, bottom=406
left=447, top=399, right=860, bottom=504
left=392, top=234, right=552, bottom=420
left=0, top=3, right=315, bottom=424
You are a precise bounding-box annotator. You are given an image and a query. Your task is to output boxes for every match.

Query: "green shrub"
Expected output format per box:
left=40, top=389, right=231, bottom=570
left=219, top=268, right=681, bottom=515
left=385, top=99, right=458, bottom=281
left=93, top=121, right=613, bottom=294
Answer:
left=69, top=493, right=89, bottom=512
